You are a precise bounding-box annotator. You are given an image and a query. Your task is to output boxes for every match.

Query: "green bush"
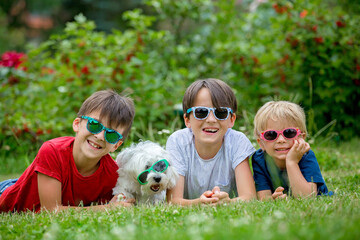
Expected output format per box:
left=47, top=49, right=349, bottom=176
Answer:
left=0, top=0, right=359, bottom=170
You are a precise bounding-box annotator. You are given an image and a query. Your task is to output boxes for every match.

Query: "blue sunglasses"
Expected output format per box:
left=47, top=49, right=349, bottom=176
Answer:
left=187, top=106, right=233, bottom=121
left=81, top=116, right=123, bottom=144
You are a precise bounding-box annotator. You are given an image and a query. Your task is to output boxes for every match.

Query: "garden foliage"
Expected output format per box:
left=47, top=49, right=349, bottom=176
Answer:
left=0, top=0, right=359, bottom=168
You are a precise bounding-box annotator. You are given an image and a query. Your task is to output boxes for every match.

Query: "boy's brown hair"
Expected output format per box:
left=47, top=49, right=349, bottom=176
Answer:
left=182, top=78, right=237, bottom=116
left=77, top=89, right=135, bottom=139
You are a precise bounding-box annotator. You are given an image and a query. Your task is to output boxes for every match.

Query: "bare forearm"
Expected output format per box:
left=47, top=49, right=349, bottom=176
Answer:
left=286, top=162, right=317, bottom=197
left=231, top=194, right=256, bottom=203
left=167, top=197, right=204, bottom=206
left=41, top=202, right=130, bottom=212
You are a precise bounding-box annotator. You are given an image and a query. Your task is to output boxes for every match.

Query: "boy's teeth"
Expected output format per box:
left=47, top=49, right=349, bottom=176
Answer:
left=89, top=141, right=101, bottom=149
left=204, top=128, right=217, bottom=132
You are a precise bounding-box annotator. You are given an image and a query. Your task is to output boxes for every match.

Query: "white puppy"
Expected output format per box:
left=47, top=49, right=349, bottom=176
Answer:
left=112, top=141, right=178, bottom=205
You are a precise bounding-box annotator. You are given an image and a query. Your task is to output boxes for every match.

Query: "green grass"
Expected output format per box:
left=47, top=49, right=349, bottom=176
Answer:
left=1, top=138, right=359, bottom=240
left=0, top=195, right=359, bottom=240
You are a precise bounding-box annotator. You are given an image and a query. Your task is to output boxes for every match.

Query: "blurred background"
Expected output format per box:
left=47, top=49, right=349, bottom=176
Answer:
left=0, top=0, right=147, bottom=53
left=0, top=0, right=359, bottom=174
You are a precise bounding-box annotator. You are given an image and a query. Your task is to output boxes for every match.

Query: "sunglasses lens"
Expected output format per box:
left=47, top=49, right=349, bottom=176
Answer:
left=105, top=130, right=121, bottom=144
left=215, top=108, right=229, bottom=120
left=153, top=160, right=167, bottom=172
left=87, top=119, right=103, bottom=134
left=138, top=171, right=149, bottom=184
left=283, top=128, right=298, bottom=138
left=263, top=131, right=278, bottom=141
left=194, top=108, right=209, bottom=119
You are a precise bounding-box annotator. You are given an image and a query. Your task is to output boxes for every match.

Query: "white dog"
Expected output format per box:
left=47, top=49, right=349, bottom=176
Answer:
left=112, top=141, right=178, bottom=205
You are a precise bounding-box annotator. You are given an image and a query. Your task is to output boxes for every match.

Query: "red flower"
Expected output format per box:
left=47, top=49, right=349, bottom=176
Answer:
left=36, top=129, right=44, bottom=136
left=312, top=25, right=318, bottom=32
left=353, top=79, right=360, bottom=86
left=81, top=66, right=90, bottom=75
left=41, top=67, right=55, bottom=75
left=336, top=21, right=346, bottom=28
left=314, top=37, right=324, bottom=44
left=126, top=53, right=135, bottom=62
left=356, top=64, right=360, bottom=72
left=278, top=54, right=289, bottom=65
left=300, top=10, right=308, bottom=18
left=8, top=76, right=20, bottom=85
left=137, top=32, right=144, bottom=46
left=273, top=4, right=287, bottom=14
left=0, top=51, right=26, bottom=68
left=251, top=56, right=259, bottom=65
left=23, top=123, right=30, bottom=133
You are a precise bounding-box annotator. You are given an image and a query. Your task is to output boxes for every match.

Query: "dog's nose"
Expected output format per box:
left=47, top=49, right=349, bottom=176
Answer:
left=153, top=176, right=161, bottom=183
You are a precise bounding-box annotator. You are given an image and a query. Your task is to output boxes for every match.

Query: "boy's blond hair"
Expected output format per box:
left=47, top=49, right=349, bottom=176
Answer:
left=253, top=101, right=308, bottom=138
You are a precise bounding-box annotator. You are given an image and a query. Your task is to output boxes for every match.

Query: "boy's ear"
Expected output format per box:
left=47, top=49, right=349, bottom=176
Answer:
left=228, top=113, right=236, bottom=128
left=184, top=113, right=191, bottom=128
left=110, top=140, right=123, bottom=153
left=73, top=118, right=81, bottom=133
left=257, top=138, right=265, bottom=150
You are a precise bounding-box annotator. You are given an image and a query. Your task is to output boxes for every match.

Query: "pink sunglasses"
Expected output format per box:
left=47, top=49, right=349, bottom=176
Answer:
left=260, top=128, right=301, bottom=142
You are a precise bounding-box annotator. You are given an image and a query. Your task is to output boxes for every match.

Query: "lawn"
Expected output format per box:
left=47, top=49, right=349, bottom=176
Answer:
left=1, top=138, right=359, bottom=240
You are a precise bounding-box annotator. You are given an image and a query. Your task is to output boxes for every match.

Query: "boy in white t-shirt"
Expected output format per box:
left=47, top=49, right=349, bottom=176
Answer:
left=166, top=78, right=256, bottom=205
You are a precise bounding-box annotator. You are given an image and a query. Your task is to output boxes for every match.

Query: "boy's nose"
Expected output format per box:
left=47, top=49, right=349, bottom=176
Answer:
left=206, top=111, right=217, bottom=122
left=276, top=133, right=286, bottom=142
left=94, top=130, right=106, bottom=141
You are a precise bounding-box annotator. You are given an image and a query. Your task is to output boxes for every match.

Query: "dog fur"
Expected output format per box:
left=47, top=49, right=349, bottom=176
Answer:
left=112, top=141, right=178, bottom=205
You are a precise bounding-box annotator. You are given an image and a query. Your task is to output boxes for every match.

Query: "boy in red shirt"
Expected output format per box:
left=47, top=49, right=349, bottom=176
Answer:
left=0, top=89, right=135, bottom=212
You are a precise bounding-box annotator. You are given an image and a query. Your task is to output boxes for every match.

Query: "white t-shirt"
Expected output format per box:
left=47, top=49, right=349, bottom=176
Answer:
left=166, top=128, right=255, bottom=199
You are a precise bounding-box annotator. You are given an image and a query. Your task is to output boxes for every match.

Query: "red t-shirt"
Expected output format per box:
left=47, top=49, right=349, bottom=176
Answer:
left=0, top=137, right=119, bottom=212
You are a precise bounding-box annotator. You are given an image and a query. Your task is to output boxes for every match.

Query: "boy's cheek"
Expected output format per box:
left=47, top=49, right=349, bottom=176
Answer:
left=257, top=138, right=266, bottom=150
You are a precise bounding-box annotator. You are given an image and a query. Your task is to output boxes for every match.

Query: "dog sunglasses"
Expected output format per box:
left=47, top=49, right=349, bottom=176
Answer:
left=260, top=127, right=301, bottom=142
left=186, top=106, right=233, bottom=121
left=137, top=159, right=169, bottom=185
left=81, top=116, right=123, bottom=144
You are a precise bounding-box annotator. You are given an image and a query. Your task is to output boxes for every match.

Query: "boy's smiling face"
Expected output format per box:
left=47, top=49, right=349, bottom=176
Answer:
left=257, top=118, right=303, bottom=168
left=73, top=111, right=124, bottom=163
left=184, top=88, right=235, bottom=159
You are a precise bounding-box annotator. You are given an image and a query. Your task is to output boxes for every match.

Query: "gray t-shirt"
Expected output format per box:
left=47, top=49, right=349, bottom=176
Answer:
left=166, top=128, right=255, bottom=199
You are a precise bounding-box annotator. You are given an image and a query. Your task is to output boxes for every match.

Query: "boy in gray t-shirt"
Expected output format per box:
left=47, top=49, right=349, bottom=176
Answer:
left=166, top=78, right=256, bottom=205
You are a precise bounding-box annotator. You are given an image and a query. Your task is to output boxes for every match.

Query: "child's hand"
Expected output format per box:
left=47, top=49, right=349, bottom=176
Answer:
left=272, top=186, right=287, bottom=200
left=115, top=198, right=135, bottom=207
left=199, top=186, right=230, bottom=205
left=211, top=186, right=230, bottom=204
left=286, top=138, right=310, bottom=164
left=199, top=190, right=220, bottom=204
left=110, top=194, right=135, bottom=207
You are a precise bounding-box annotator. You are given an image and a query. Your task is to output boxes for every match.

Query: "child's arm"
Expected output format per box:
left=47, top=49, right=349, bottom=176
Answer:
left=37, top=173, right=134, bottom=212
left=286, top=139, right=317, bottom=198
left=231, top=158, right=257, bottom=202
left=166, top=175, right=219, bottom=206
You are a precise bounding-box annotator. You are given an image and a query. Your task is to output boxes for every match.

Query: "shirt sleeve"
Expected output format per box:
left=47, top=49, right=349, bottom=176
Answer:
left=252, top=151, right=272, bottom=192
left=166, top=130, right=188, bottom=177
left=229, top=130, right=256, bottom=169
left=33, top=141, right=63, bottom=182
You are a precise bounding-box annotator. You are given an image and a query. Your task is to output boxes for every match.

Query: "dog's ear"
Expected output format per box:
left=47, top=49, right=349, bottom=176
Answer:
left=166, top=166, right=179, bottom=189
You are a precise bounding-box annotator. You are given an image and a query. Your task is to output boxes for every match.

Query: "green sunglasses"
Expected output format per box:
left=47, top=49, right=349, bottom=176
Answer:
left=81, top=116, right=123, bottom=144
left=137, top=159, right=169, bottom=185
